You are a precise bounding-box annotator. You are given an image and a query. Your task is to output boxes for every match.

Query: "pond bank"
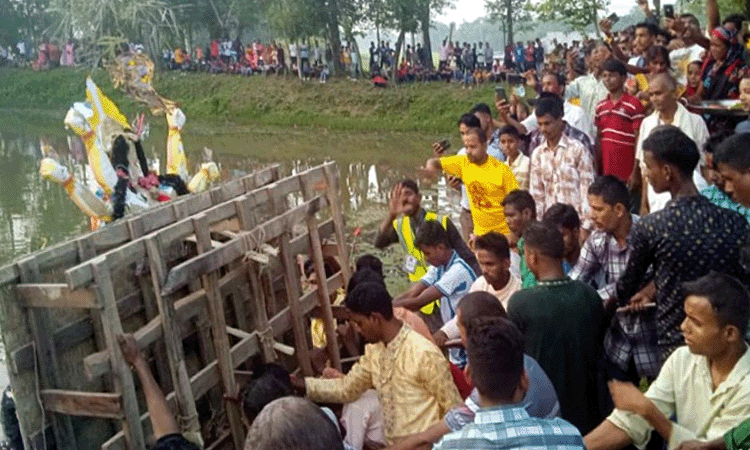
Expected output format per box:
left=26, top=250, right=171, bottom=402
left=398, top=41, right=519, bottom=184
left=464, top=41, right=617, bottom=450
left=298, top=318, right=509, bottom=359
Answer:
left=0, top=68, right=498, bottom=133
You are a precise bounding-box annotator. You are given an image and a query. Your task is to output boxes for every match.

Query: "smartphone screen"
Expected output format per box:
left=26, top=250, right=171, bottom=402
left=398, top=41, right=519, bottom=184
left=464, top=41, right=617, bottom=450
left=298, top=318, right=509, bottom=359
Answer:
left=495, top=86, right=507, bottom=101
left=663, top=4, right=674, bottom=18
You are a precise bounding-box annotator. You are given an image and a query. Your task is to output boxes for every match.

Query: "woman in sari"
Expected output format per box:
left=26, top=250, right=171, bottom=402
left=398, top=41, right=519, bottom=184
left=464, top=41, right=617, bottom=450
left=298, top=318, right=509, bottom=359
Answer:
left=701, top=26, right=746, bottom=100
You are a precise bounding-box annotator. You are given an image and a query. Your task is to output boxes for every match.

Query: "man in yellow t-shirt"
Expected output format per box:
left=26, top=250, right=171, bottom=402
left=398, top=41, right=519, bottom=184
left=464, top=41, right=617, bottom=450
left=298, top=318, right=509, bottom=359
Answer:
left=426, top=128, right=518, bottom=237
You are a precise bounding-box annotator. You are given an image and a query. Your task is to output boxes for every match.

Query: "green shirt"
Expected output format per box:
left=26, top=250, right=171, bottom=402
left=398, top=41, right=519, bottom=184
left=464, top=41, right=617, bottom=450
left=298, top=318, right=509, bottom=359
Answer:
left=507, top=277, right=604, bottom=435
left=726, top=418, right=750, bottom=450
left=701, top=185, right=750, bottom=224
left=517, top=238, right=537, bottom=288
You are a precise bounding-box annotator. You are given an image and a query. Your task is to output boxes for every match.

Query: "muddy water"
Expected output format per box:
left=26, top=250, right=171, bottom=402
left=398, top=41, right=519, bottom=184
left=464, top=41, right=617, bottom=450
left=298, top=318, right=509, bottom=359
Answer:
left=0, top=110, right=465, bottom=288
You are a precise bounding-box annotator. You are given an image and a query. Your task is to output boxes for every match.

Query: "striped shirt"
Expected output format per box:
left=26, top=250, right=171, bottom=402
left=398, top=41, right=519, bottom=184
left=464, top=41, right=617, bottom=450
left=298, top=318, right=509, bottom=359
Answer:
left=434, top=404, right=585, bottom=450
left=595, top=93, right=645, bottom=181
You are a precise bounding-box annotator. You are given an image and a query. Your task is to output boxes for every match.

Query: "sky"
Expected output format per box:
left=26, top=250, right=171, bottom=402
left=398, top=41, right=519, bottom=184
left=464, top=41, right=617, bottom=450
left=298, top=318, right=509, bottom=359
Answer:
left=437, top=0, right=637, bottom=25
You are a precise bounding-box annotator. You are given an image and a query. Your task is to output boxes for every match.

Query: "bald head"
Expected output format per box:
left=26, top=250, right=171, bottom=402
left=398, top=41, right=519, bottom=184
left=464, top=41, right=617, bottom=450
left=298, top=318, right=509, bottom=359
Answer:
left=648, top=73, right=679, bottom=113
left=650, top=73, right=678, bottom=92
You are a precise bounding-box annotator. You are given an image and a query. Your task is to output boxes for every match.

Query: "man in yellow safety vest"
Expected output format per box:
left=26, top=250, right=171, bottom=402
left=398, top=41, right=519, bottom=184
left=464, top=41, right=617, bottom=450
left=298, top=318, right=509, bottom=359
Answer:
left=375, top=179, right=478, bottom=329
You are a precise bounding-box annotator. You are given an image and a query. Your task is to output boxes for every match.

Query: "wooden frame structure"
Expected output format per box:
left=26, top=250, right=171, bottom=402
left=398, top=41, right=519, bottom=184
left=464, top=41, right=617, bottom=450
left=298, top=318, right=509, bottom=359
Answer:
left=0, top=162, right=350, bottom=450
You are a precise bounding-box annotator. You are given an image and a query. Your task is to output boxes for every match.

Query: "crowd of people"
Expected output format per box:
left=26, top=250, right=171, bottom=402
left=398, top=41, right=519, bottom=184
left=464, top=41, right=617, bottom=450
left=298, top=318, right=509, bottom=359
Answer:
left=27, top=0, right=750, bottom=449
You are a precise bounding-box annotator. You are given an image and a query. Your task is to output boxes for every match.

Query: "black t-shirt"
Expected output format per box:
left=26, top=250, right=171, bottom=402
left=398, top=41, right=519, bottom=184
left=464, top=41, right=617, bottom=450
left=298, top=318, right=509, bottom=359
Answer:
left=152, top=434, right=201, bottom=450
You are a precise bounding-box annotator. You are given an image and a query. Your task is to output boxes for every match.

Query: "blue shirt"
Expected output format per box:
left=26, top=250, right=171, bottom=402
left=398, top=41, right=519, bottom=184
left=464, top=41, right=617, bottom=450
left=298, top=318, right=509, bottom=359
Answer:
left=444, top=355, right=561, bottom=432
left=421, top=250, right=476, bottom=365
left=435, top=404, right=585, bottom=450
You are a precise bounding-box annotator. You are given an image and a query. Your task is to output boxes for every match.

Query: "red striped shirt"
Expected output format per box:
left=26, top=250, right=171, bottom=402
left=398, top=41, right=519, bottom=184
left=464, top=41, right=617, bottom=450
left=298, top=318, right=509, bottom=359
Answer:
left=595, top=93, right=645, bottom=181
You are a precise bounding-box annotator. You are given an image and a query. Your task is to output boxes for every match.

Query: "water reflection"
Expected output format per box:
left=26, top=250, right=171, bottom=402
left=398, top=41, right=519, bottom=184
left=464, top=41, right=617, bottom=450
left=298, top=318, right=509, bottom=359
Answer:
left=0, top=112, right=460, bottom=266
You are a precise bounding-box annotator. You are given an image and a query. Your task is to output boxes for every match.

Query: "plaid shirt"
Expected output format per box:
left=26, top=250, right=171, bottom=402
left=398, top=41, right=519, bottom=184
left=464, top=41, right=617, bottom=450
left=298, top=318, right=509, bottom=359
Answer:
left=569, top=216, right=639, bottom=301
left=435, top=405, right=585, bottom=450
left=529, top=134, right=595, bottom=229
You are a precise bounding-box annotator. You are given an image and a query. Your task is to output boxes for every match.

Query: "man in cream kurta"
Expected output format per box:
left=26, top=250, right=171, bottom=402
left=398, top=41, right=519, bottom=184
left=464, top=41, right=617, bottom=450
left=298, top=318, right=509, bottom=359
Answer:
left=607, top=344, right=750, bottom=449
left=306, top=323, right=461, bottom=444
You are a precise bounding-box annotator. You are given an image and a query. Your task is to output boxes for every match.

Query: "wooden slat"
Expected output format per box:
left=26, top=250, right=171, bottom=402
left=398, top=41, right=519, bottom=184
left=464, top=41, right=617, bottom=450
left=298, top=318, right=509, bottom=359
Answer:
left=305, top=214, right=342, bottom=371
left=101, top=333, right=261, bottom=450
left=15, top=284, right=98, bottom=309
left=17, top=256, right=78, bottom=450
left=41, top=390, right=122, bottom=419
left=11, top=290, right=142, bottom=374
left=145, top=236, right=201, bottom=438
left=161, top=195, right=328, bottom=296
left=83, top=265, right=250, bottom=379
left=91, top=257, right=146, bottom=450
left=193, top=214, right=245, bottom=450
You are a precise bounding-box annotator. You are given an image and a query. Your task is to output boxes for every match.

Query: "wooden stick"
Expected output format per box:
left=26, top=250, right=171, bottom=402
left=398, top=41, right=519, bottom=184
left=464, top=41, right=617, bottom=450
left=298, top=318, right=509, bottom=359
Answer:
left=305, top=214, right=342, bottom=371
left=91, top=257, right=146, bottom=450
left=17, top=256, right=78, bottom=450
left=192, top=214, right=245, bottom=450
left=144, top=237, right=201, bottom=439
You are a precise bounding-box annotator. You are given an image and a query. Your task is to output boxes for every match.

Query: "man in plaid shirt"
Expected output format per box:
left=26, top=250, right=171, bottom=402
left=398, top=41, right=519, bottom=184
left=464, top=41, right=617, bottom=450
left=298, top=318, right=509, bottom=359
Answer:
left=569, top=175, right=660, bottom=382
left=434, top=317, right=584, bottom=450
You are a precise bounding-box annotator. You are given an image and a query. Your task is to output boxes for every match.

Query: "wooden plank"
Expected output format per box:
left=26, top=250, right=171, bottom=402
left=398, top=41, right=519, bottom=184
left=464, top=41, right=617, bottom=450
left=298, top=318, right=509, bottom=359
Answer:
left=15, top=284, right=98, bottom=309
left=322, top=163, right=352, bottom=281
left=162, top=195, right=328, bottom=296
left=102, top=334, right=261, bottom=450
left=41, top=390, right=123, bottom=419
left=269, top=272, right=345, bottom=337
left=12, top=318, right=94, bottom=374
left=17, top=256, right=78, bottom=450
left=0, top=263, right=19, bottom=287
left=144, top=236, right=201, bottom=438
left=91, top=257, right=146, bottom=450
left=65, top=167, right=317, bottom=290
left=83, top=265, right=249, bottom=379
left=193, top=214, right=245, bottom=450
left=305, top=214, right=342, bottom=371
left=278, top=230, right=313, bottom=376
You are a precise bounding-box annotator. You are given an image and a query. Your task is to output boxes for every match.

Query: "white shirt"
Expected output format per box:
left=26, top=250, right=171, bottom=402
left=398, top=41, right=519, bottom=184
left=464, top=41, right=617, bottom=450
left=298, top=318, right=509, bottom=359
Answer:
left=608, top=345, right=750, bottom=450
left=636, top=103, right=709, bottom=212
left=565, top=73, right=609, bottom=130
left=670, top=44, right=705, bottom=85
left=522, top=101, right=594, bottom=140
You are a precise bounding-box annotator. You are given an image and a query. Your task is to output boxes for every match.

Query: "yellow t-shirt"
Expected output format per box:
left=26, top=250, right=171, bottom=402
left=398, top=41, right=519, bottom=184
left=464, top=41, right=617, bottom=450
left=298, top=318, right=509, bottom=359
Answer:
left=440, top=154, right=518, bottom=235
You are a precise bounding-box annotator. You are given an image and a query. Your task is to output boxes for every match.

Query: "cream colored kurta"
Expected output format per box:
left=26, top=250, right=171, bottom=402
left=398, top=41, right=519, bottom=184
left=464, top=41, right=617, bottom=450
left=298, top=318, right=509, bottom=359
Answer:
left=306, top=325, right=461, bottom=443
left=608, top=344, right=750, bottom=449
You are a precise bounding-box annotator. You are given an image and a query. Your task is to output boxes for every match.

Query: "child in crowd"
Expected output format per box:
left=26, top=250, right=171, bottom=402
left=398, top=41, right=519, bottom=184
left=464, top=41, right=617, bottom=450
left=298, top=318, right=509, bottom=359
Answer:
left=498, top=126, right=529, bottom=190
left=628, top=45, right=672, bottom=111
left=681, top=60, right=704, bottom=104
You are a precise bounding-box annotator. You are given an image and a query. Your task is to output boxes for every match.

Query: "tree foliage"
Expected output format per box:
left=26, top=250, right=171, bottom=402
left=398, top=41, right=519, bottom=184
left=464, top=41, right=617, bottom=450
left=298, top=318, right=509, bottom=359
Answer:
left=485, top=0, right=532, bottom=46
left=535, top=0, right=609, bottom=32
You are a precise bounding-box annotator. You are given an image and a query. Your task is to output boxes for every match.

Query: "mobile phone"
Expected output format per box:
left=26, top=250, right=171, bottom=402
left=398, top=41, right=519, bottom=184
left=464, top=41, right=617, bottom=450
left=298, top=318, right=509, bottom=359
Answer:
left=663, top=4, right=674, bottom=19
left=743, top=20, right=750, bottom=35
left=495, top=86, right=507, bottom=101
left=607, top=13, right=619, bottom=24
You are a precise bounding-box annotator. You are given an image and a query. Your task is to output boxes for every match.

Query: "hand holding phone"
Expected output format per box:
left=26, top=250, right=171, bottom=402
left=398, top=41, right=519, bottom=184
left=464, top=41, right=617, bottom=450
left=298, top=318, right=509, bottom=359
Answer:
left=495, top=86, right=507, bottom=101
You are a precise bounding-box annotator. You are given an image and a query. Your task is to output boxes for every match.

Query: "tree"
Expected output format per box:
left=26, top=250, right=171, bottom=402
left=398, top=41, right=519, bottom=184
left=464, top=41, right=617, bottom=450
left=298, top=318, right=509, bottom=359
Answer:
left=415, top=0, right=453, bottom=70
left=485, top=0, right=532, bottom=48
left=535, top=0, right=609, bottom=33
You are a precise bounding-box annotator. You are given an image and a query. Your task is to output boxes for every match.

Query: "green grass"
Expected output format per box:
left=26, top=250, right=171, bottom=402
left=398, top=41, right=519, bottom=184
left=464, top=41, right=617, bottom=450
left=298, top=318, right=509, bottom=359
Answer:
left=0, top=67, right=498, bottom=133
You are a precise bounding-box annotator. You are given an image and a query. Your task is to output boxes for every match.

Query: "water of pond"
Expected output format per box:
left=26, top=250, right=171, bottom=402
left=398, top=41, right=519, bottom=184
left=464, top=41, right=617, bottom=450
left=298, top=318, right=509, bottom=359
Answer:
left=0, top=110, right=465, bottom=287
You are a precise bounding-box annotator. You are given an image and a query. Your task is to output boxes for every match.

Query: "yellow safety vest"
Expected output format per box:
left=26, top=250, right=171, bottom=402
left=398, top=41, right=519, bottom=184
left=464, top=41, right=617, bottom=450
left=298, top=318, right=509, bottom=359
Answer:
left=393, top=212, right=448, bottom=315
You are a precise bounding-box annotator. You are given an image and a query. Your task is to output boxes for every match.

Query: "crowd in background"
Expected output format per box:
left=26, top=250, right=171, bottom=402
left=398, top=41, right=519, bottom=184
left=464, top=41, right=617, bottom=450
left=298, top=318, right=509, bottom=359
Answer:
left=7, top=1, right=750, bottom=450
